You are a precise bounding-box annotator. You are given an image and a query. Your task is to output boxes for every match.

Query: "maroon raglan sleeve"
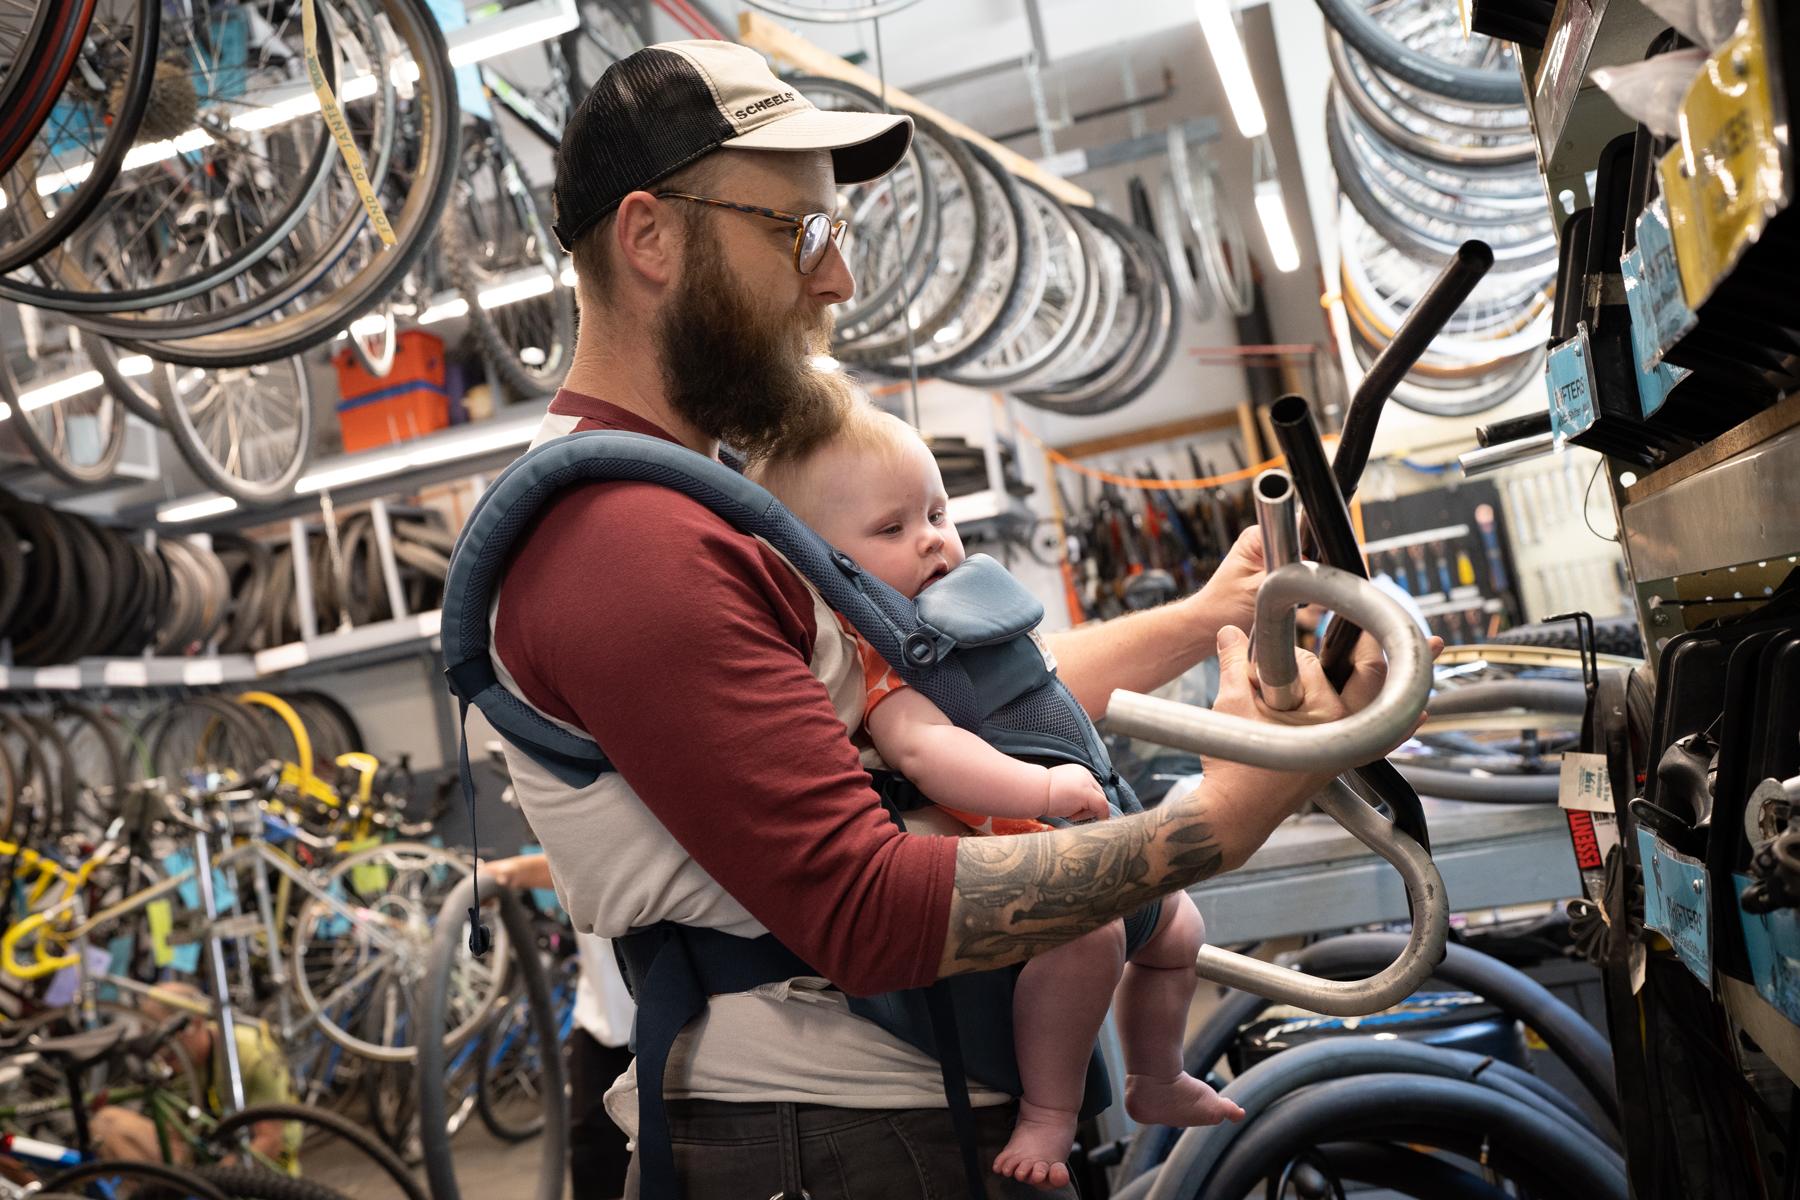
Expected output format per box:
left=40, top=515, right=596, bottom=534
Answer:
left=493, top=480, right=957, bottom=995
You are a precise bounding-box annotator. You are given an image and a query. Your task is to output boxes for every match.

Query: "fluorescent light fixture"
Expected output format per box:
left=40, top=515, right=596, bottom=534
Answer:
left=1195, top=0, right=1267, bottom=139
left=117, top=355, right=153, bottom=377
left=447, top=8, right=580, bottom=67
left=478, top=273, right=554, bottom=309
left=560, top=265, right=577, bottom=287
left=1254, top=181, right=1300, bottom=273
left=809, top=354, right=841, bottom=373
left=37, top=129, right=215, bottom=194
left=295, top=456, right=411, bottom=494
left=292, top=418, right=540, bottom=493
left=17, top=369, right=102, bottom=412
left=160, top=495, right=240, bottom=523
left=418, top=297, right=471, bottom=325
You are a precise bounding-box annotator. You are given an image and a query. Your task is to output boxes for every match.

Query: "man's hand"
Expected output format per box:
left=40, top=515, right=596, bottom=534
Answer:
left=1185, top=527, right=1266, bottom=646
left=1196, top=623, right=1444, bottom=854
left=1044, top=764, right=1109, bottom=822
left=482, top=853, right=553, bottom=896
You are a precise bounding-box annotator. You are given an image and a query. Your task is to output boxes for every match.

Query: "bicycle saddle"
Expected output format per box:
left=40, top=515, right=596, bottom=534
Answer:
left=25, top=1021, right=131, bottom=1071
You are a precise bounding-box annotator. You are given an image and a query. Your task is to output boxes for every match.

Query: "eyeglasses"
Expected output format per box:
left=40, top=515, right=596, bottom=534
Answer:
left=654, top=192, right=848, bottom=276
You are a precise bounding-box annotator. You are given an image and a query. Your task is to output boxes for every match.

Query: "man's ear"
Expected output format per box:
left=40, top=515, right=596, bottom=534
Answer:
left=613, top=190, right=678, bottom=288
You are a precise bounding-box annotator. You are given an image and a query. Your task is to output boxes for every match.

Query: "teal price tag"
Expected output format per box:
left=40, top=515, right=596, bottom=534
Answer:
left=1545, top=326, right=1597, bottom=444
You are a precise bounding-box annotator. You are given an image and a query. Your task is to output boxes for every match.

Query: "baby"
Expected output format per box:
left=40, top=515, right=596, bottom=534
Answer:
left=751, top=397, right=1243, bottom=1190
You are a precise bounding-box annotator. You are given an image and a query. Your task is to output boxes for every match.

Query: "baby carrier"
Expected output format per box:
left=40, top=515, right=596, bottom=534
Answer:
left=441, top=430, right=1154, bottom=1199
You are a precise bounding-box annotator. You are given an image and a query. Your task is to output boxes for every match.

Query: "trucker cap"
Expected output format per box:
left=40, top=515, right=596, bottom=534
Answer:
left=552, top=40, right=914, bottom=251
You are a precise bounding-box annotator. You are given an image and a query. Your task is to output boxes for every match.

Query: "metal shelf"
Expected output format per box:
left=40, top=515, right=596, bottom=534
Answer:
left=0, top=656, right=258, bottom=691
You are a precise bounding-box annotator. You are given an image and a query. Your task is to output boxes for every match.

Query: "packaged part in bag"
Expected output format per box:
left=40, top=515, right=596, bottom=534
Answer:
left=1642, top=0, right=1747, bottom=51
left=1590, top=49, right=1709, bottom=138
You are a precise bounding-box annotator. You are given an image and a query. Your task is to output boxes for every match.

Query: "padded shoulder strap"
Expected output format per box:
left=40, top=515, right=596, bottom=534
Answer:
left=440, top=430, right=989, bottom=783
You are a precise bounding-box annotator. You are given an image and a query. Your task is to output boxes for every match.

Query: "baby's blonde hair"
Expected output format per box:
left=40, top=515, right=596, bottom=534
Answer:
left=749, top=391, right=922, bottom=527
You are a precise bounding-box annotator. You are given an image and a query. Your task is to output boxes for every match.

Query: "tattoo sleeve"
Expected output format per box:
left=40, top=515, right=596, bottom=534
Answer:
left=938, top=800, right=1225, bottom=976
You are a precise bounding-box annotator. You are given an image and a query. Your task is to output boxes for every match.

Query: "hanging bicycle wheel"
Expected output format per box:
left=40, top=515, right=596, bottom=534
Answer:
left=0, top=308, right=126, bottom=485
left=146, top=355, right=311, bottom=505
left=0, top=0, right=159, bottom=274
left=1313, top=0, right=1521, bottom=104
left=444, top=128, right=575, bottom=400
left=1168, top=126, right=1253, bottom=318
left=0, top=1, right=96, bottom=180
left=941, top=178, right=1096, bottom=390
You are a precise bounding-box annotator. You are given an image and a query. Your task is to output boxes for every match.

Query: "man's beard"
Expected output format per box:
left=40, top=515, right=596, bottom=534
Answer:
left=656, top=223, right=846, bottom=462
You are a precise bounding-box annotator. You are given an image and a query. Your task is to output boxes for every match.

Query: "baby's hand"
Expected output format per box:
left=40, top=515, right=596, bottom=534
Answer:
left=1045, top=764, right=1110, bottom=822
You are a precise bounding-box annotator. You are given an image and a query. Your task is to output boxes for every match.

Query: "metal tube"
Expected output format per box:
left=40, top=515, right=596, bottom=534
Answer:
left=1105, top=562, right=1430, bottom=771
left=1333, top=240, right=1494, bottom=496
left=1186, top=777, right=1447, bottom=1015
left=193, top=826, right=247, bottom=1113
left=1270, top=396, right=1368, bottom=688
left=1252, top=470, right=1302, bottom=711
left=1459, top=432, right=1557, bottom=477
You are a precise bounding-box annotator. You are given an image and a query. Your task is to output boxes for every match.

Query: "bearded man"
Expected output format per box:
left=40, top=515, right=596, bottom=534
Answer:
left=491, top=39, right=1406, bottom=1200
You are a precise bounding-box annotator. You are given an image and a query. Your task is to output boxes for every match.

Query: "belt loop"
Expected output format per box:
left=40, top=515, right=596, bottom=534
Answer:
left=770, top=1102, right=809, bottom=1200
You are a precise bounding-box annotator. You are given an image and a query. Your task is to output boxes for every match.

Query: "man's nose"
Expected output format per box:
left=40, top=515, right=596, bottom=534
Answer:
left=808, top=237, right=854, bottom=305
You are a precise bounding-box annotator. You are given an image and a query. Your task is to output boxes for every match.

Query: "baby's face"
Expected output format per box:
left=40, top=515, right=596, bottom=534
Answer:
left=808, top=436, right=966, bottom=598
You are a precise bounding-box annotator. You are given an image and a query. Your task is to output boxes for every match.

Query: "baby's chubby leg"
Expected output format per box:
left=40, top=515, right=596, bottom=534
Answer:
left=994, top=918, right=1126, bottom=1191
left=1117, top=892, right=1246, bottom=1127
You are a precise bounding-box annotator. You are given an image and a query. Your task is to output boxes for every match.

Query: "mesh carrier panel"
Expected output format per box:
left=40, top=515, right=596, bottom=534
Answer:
left=553, top=49, right=736, bottom=248
left=985, top=685, right=1090, bottom=749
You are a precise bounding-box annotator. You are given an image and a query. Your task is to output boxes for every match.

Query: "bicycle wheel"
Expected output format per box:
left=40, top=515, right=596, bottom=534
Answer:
left=290, top=842, right=510, bottom=1063
left=0, top=309, right=127, bottom=486
left=474, top=967, right=563, bottom=1142
left=52, top=702, right=128, bottom=837
left=1155, top=173, right=1217, bottom=323
left=0, top=1, right=95, bottom=181
left=562, top=0, right=651, bottom=101
left=444, top=130, right=575, bottom=400
left=0, top=0, right=158, bottom=273
left=43, top=1160, right=230, bottom=1200
left=205, top=1103, right=428, bottom=1200
left=942, top=178, right=1096, bottom=389
left=144, top=354, right=311, bottom=505
left=1313, top=0, right=1521, bottom=104
left=1328, top=32, right=1533, bottom=169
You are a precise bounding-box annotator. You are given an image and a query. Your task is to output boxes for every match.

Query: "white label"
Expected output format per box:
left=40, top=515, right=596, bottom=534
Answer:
left=1558, top=752, right=1615, bottom=812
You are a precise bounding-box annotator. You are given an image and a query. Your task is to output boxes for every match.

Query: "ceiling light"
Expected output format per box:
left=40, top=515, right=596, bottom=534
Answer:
left=160, top=495, right=240, bottom=523
left=117, top=355, right=153, bottom=377
left=809, top=354, right=841, bottom=373
left=418, top=297, right=471, bottom=325
left=346, top=312, right=391, bottom=339
left=1254, top=180, right=1300, bottom=273
left=560, top=265, right=577, bottom=287
left=478, top=273, right=554, bottom=309
left=16, top=369, right=103, bottom=412
left=1195, top=0, right=1267, bottom=139
left=295, top=455, right=412, bottom=494
left=406, top=422, right=535, bottom=466
left=447, top=6, right=580, bottom=67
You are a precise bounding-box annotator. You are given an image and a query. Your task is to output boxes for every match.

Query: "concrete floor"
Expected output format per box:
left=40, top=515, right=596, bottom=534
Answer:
left=305, top=1121, right=566, bottom=1200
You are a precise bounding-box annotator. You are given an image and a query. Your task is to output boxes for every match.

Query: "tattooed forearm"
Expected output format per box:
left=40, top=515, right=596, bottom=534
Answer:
left=938, top=801, right=1225, bottom=975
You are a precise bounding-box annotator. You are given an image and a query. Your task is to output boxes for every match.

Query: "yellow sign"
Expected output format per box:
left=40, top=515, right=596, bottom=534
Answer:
left=1659, top=0, right=1788, bottom=309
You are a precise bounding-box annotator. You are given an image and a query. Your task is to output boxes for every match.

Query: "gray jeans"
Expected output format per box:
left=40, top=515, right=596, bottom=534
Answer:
left=622, top=1098, right=1080, bottom=1199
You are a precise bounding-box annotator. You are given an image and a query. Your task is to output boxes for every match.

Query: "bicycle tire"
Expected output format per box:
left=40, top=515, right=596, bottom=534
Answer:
left=43, top=1159, right=231, bottom=1200
left=837, top=110, right=990, bottom=359
left=0, top=3, right=59, bottom=137
left=151, top=356, right=313, bottom=506
left=443, top=174, right=575, bottom=400
left=102, top=0, right=460, bottom=367
left=0, top=0, right=160, bottom=274
left=902, top=137, right=1041, bottom=373
left=1327, top=34, right=1534, bottom=170
left=3, top=499, right=76, bottom=664
left=0, top=321, right=128, bottom=487
left=53, top=701, right=129, bottom=834
left=0, top=508, right=24, bottom=638
left=1313, top=0, right=1522, bottom=104
left=474, top=997, right=547, bottom=1142
left=205, top=1104, right=428, bottom=1200
left=1493, top=616, right=1643, bottom=658
left=188, top=1166, right=352, bottom=1200
left=0, top=0, right=96, bottom=179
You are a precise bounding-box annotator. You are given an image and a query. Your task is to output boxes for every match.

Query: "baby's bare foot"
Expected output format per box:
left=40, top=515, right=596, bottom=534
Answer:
left=1125, top=1072, right=1245, bottom=1127
left=992, top=1100, right=1078, bottom=1191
